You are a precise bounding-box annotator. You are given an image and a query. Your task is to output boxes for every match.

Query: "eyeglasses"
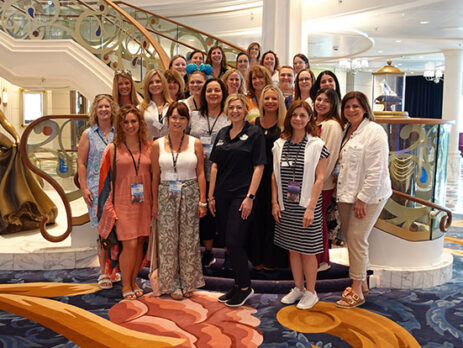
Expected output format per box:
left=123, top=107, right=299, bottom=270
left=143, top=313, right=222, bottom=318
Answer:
left=115, top=69, right=131, bottom=75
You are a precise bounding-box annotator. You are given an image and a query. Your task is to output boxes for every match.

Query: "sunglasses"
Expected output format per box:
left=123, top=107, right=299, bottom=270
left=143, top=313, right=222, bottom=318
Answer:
left=115, top=69, right=131, bottom=75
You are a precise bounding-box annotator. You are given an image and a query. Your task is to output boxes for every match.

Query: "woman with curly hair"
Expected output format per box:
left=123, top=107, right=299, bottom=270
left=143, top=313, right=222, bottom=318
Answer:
left=104, top=105, right=152, bottom=300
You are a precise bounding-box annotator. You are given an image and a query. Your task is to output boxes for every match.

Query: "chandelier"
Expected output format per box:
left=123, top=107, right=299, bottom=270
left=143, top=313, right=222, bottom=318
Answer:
left=424, top=63, right=444, bottom=83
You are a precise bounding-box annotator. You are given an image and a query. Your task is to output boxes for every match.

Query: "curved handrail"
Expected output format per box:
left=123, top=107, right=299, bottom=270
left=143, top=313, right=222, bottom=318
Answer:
left=103, top=0, right=169, bottom=69
left=114, top=0, right=246, bottom=54
left=19, top=114, right=88, bottom=242
left=391, top=189, right=452, bottom=233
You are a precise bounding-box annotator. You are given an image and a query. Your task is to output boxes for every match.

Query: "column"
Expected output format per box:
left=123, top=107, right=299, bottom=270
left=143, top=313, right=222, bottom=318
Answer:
left=261, top=0, right=303, bottom=65
left=442, top=49, right=463, bottom=182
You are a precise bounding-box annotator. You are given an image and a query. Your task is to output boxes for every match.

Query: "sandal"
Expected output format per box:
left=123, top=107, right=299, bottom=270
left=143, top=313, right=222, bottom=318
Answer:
left=170, top=289, right=183, bottom=300
left=97, top=274, right=113, bottom=290
left=133, top=286, right=144, bottom=298
left=183, top=291, right=193, bottom=298
left=336, top=287, right=365, bottom=309
left=111, top=273, right=121, bottom=283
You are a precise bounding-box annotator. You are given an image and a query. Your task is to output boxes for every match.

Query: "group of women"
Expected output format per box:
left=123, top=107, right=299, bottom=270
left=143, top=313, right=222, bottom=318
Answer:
left=78, top=42, right=391, bottom=309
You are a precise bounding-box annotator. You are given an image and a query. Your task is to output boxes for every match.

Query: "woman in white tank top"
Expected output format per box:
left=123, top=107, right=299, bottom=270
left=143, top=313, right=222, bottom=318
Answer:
left=151, top=101, right=207, bottom=300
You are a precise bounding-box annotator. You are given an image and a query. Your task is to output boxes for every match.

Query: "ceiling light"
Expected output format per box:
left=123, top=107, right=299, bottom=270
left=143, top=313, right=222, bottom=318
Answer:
left=420, top=21, right=429, bottom=25
left=395, top=40, right=402, bottom=43
left=378, top=50, right=383, bottom=53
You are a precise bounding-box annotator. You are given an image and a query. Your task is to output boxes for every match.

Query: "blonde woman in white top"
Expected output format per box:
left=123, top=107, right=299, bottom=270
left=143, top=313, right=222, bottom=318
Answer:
left=151, top=101, right=207, bottom=300
left=140, top=69, right=172, bottom=140
left=335, top=91, right=391, bottom=309
left=313, top=88, right=344, bottom=271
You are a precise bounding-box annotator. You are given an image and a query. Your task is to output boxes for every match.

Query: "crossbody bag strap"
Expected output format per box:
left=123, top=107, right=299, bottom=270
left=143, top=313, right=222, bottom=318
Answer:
left=112, top=145, right=117, bottom=205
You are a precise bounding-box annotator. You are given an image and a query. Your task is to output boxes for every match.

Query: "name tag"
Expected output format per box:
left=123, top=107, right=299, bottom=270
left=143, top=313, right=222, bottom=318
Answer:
left=169, top=181, right=182, bottom=196
left=287, top=180, right=301, bottom=203
left=203, top=144, right=213, bottom=158
left=131, top=183, right=144, bottom=203
left=200, top=136, right=212, bottom=145
left=282, top=161, right=291, bottom=167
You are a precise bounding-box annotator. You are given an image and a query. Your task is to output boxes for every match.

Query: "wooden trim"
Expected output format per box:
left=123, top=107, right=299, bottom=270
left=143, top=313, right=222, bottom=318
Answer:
left=391, top=189, right=452, bottom=233
left=114, top=1, right=246, bottom=54
left=103, top=0, right=170, bottom=69
left=376, top=118, right=453, bottom=125
left=19, top=115, right=89, bottom=243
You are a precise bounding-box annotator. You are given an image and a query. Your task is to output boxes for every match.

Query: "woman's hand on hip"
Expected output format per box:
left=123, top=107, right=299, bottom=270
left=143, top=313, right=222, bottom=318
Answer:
left=272, top=202, right=281, bottom=223
left=303, top=207, right=314, bottom=227
left=239, top=197, right=253, bottom=220
left=353, top=199, right=367, bottom=219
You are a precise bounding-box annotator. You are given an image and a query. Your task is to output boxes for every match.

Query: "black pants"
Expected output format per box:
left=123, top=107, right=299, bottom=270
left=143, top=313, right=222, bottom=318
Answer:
left=216, top=195, right=253, bottom=288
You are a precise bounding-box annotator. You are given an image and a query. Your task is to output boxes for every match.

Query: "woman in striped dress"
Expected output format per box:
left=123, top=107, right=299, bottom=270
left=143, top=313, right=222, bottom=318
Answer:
left=271, top=100, right=328, bottom=310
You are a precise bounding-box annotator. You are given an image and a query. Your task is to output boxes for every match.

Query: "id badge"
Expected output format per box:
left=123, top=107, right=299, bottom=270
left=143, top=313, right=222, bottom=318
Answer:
left=200, top=136, right=212, bottom=145
left=203, top=144, right=213, bottom=158
left=332, top=162, right=340, bottom=177
left=169, top=181, right=182, bottom=196
left=131, top=183, right=144, bottom=203
left=287, top=181, right=301, bottom=203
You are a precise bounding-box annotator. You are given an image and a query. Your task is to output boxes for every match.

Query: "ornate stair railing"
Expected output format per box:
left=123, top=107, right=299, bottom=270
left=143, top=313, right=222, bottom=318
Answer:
left=113, top=1, right=245, bottom=64
left=0, top=0, right=169, bottom=91
left=19, top=114, right=89, bottom=242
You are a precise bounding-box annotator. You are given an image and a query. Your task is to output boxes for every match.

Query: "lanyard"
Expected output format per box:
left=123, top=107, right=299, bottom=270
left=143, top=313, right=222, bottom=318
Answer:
left=283, top=136, right=306, bottom=181
left=168, top=133, right=185, bottom=174
left=193, top=98, right=198, bottom=111
left=124, top=141, right=141, bottom=176
left=96, top=128, right=109, bottom=146
left=206, top=114, right=221, bottom=136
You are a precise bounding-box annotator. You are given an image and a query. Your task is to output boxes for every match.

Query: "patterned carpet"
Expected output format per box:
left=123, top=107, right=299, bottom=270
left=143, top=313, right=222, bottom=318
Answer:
left=0, top=218, right=462, bottom=347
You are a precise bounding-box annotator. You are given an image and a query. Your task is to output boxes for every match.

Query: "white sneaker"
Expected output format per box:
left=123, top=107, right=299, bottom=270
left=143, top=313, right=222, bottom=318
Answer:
left=296, top=290, right=319, bottom=310
left=317, top=262, right=331, bottom=272
left=281, top=287, right=304, bottom=304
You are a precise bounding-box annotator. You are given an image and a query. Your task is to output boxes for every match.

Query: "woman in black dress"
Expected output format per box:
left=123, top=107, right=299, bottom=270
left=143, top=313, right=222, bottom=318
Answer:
left=249, top=85, right=288, bottom=270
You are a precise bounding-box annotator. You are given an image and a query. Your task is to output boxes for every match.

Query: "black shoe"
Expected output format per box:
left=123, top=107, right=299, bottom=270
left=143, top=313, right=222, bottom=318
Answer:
left=222, top=252, right=232, bottom=271
left=202, top=250, right=216, bottom=268
left=225, top=287, right=254, bottom=307
left=218, top=285, right=238, bottom=303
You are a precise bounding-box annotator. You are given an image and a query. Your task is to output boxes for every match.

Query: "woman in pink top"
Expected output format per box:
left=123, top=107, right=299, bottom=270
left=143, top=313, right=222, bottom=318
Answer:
left=107, top=105, right=152, bottom=300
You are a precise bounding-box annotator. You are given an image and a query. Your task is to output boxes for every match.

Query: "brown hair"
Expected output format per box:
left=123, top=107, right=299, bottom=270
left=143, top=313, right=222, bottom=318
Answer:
left=114, top=105, right=148, bottom=146
left=281, top=100, right=317, bottom=139
left=112, top=70, right=138, bottom=106
left=168, top=55, right=187, bottom=69
left=246, top=42, right=261, bottom=59
left=260, top=50, right=280, bottom=74
left=89, top=94, right=118, bottom=126
left=206, top=45, right=228, bottom=73
left=314, top=88, right=344, bottom=127
left=246, top=65, right=273, bottom=99
left=166, top=101, right=191, bottom=123
left=341, top=91, right=375, bottom=125
left=294, top=68, right=316, bottom=101
left=164, top=69, right=185, bottom=100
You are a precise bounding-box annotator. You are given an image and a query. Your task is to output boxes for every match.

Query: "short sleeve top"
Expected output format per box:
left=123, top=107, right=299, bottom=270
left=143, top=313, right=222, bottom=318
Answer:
left=210, top=122, right=266, bottom=198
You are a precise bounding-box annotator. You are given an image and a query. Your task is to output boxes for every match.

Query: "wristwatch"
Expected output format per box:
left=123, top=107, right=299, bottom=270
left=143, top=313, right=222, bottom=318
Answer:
left=246, top=193, right=255, bottom=200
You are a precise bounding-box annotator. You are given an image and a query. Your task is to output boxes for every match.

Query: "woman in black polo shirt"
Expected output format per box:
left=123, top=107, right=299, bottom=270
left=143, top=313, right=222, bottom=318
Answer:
left=208, top=93, right=266, bottom=307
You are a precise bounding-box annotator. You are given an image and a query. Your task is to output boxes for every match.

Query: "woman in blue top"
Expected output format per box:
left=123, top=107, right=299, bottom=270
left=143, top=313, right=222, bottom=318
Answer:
left=77, top=94, right=118, bottom=289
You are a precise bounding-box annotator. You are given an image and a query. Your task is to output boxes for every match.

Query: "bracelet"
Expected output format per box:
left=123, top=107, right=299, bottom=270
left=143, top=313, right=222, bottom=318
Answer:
left=198, top=201, right=207, bottom=207
left=208, top=197, right=215, bottom=202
